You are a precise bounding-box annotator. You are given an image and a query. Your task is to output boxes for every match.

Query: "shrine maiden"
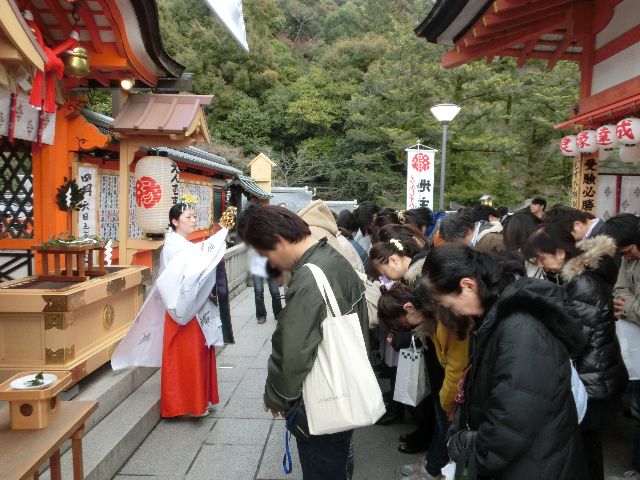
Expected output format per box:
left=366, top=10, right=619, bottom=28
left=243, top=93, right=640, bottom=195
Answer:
left=112, top=202, right=230, bottom=417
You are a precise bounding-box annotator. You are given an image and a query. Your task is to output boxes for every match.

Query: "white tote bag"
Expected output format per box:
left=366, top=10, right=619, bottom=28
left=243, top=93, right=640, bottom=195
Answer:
left=302, top=264, right=386, bottom=435
left=570, top=361, right=588, bottom=424
left=616, top=319, right=640, bottom=380
left=393, top=335, right=430, bottom=407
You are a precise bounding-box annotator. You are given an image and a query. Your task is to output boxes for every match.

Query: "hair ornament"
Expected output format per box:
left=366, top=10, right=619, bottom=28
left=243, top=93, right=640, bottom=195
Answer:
left=178, top=193, right=197, bottom=211
left=390, top=238, right=404, bottom=252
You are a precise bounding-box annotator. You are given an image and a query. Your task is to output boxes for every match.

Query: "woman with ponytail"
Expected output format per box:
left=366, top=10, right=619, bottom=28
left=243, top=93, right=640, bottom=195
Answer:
left=369, top=224, right=428, bottom=286
left=368, top=223, right=429, bottom=427
left=425, top=244, right=588, bottom=480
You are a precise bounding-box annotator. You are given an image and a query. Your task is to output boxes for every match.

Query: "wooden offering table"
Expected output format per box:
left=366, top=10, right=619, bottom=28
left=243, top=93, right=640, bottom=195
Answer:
left=0, top=400, right=98, bottom=480
left=0, top=265, right=150, bottom=384
left=31, top=244, right=106, bottom=282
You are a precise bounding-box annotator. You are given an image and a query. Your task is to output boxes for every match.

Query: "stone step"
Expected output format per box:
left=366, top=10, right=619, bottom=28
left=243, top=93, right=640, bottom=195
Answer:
left=42, top=369, right=161, bottom=480
left=73, top=364, right=158, bottom=432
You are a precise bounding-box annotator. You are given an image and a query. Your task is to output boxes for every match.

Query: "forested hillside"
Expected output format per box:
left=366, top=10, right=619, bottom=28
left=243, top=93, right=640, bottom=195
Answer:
left=155, top=0, right=580, bottom=207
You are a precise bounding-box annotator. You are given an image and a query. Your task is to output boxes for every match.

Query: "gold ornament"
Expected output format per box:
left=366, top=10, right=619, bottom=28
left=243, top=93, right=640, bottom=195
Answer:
left=63, top=46, right=91, bottom=78
left=219, top=206, right=237, bottom=229
left=102, top=304, right=115, bottom=329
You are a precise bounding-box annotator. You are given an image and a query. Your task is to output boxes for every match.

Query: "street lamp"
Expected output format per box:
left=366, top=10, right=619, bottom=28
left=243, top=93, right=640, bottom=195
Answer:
left=430, top=103, right=460, bottom=212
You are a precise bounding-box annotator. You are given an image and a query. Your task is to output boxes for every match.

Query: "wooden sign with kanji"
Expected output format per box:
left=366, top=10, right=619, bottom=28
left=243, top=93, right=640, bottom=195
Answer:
left=570, top=153, right=599, bottom=214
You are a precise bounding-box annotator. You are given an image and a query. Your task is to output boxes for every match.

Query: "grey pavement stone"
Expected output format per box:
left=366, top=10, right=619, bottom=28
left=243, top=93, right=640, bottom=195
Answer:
left=221, top=336, right=270, bottom=357
left=218, top=396, right=274, bottom=419
left=186, top=444, right=263, bottom=480
left=250, top=350, right=272, bottom=369
left=352, top=423, right=414, bottom=480
left=244, top=366, right=268, bottom=382
left=256, top=419, right=302, bottom=480
left=121, top=418, right=215, bottom=476
left=234, top=375, right=267, bottom=399
left=237, top=323, right=276, bottom=342
left=215, top=355, right=254, bottom=382
left=216, top=381, right=239, bottom=408
left=206, top=418, right=272, bottom=446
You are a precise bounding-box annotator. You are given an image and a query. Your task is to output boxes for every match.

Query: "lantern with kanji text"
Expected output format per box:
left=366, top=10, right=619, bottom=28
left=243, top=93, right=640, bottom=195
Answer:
left=134, top=151, right=180, bottom=235
left=560, top=135, right=578, bottom=156
left=616, top=118, right=640, bottom=146
left=576, top=130, right=598, bottom=153
left=596, top=124, right=618, bottom=149
left=596, top=124, right=618, bottom=160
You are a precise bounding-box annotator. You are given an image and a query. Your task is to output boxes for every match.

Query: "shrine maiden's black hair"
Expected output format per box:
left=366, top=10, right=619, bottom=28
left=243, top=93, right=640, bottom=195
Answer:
left=169, top=203, right=188, bottom=231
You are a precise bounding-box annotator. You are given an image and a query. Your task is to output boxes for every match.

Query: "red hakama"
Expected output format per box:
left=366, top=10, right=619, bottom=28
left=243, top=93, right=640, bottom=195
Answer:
left=160, top=312, right=219, bottom=417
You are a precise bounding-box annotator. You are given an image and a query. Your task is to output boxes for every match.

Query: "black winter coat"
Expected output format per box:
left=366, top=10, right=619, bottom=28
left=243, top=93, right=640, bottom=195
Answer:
left=451, top=278, right=589, bottom=480
left=560, top=235, right=628, bottom=400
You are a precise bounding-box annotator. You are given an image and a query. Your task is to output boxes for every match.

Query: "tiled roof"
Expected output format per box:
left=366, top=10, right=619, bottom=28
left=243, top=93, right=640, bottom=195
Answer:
left=81, top=109, right=242, bottom=177
left=228, top=175, right=273, bottom=200
left=111, top=94, right=212, bottom=137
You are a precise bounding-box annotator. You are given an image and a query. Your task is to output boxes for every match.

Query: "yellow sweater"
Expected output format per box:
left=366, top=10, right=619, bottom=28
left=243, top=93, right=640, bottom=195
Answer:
left=415, top=322, right=470, bottom=415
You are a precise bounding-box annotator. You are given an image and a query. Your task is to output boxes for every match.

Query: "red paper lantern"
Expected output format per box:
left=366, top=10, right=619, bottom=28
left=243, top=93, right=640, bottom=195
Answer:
left=616, top=117, right=640, bottom=146
left=576, top=130, right=598, bottom=153
left=560, top=135, right=578, bottom=156
left=134, top=152, right=180, bottom=235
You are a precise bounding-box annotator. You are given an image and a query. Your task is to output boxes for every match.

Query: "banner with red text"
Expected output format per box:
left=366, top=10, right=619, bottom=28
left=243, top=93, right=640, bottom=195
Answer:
left=406, top=148, right=436, bottom=210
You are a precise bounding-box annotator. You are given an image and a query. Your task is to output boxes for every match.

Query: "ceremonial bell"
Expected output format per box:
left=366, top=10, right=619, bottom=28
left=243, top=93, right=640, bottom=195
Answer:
left=63, top=46, right=91, bottom=78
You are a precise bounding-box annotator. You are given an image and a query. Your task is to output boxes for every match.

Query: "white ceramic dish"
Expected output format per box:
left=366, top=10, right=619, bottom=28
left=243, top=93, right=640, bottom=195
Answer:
left=10, top=373, right=58, bottom=390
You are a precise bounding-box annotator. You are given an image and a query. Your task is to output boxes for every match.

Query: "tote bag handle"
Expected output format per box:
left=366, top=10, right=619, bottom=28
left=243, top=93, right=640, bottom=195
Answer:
left=304, top=263, right=342, bottom=318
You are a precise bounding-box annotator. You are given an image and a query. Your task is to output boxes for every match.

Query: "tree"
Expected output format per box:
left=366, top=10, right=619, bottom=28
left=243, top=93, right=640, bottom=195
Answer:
left=157, top=0, right=580, bottom=207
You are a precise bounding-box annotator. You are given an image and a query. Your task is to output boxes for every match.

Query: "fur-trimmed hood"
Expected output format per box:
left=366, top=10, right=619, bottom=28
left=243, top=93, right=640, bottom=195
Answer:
left=561, top=235, right=617, bottom=283
left=403, top=256, right=426, bottom=286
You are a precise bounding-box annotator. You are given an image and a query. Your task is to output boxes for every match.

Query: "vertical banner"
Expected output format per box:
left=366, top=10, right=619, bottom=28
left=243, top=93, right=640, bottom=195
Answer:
left=570, top=153, right=599, bottom=214
left=78, top=165, right=97, bottom=237
left=406, top=148, right=436, bottom=210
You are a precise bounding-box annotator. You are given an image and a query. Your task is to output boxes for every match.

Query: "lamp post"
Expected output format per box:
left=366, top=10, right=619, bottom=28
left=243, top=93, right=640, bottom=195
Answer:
left=430, top=103, right=460, bottom=212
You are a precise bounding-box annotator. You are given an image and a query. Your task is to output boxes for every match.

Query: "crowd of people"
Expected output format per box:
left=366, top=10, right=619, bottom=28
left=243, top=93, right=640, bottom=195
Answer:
left=236, top=195, right=640, bottom=480
left=118, top=195, right=640, bottom=480
left=366, top=197, right=640, bottom=480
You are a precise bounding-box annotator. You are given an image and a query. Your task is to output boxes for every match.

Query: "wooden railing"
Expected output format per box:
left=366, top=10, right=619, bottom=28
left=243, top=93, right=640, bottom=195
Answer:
left=224, top=243, right=249, bottom=298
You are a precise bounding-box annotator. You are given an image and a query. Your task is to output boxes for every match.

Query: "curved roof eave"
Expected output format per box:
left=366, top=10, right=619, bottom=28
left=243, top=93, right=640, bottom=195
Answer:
left=415, top=0, right=492, bottom=46
left=130, top=0, right=185, bottom=79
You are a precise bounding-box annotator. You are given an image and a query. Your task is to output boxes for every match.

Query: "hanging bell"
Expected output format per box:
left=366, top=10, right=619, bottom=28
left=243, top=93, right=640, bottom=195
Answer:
left=63, top=46, right=91, bottom=78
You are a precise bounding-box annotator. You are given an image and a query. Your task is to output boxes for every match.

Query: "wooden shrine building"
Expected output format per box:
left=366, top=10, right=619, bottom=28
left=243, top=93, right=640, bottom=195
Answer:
left=416, top=0, right=640, bottom=218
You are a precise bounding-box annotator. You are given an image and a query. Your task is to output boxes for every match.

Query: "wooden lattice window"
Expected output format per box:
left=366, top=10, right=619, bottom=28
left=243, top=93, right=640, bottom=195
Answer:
left=0, top=138, right=34, bottom=239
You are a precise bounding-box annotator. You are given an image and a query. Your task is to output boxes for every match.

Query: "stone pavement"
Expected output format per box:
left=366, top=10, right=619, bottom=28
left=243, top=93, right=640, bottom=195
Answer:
left=113, top=285, right=635, bottom=480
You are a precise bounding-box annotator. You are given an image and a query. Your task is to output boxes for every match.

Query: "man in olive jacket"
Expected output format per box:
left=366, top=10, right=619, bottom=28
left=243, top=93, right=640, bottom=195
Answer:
left=243, top=205, right=368, bottom=480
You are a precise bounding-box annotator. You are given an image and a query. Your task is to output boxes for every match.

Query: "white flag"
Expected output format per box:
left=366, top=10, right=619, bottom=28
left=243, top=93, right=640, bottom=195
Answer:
left=406, top=148, right=436, bottom=210
left=204, top=0, right=249, bottom=52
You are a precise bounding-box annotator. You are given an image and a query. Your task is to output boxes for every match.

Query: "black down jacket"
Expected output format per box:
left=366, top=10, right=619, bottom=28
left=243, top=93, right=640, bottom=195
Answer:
left=560, top=235, right=628, bottom=399
left=450, top=278, right=589, bottom=480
